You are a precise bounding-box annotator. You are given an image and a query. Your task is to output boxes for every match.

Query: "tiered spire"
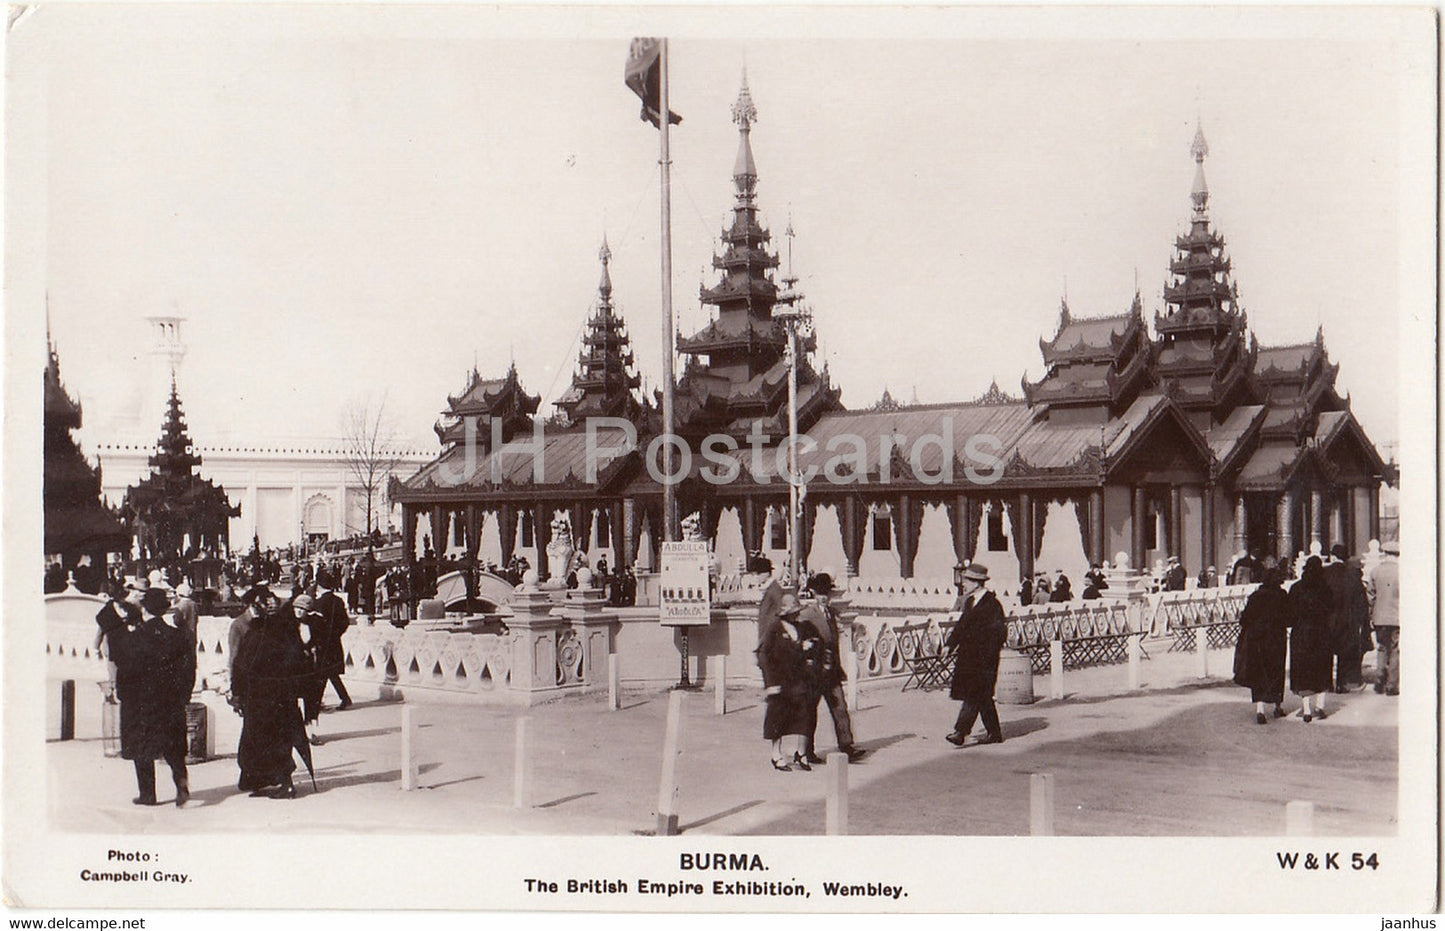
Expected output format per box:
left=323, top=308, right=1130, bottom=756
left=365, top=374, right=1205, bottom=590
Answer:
left=1153, top=121, right=1255, bottom=424
left=148, top=373, right=203, bottom=481
left=554, top=236, right=644, bottom=425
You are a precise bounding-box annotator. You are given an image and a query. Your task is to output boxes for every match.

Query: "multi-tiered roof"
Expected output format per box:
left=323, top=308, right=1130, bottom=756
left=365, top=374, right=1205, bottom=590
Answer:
left=122, top=376, right=239, bottom=560
left=434, top=361, right=541, bottom=452
left=553, top=238, right=645, bottom=426
left=1022, top=295, right=1152, bottom=417
left=44, top=334, right=126, bottom=558
left=674, top=73, right=840, bottom=439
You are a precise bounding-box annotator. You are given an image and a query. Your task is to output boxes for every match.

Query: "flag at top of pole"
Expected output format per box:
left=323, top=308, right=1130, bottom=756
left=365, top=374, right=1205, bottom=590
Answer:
left=625, top=37, right=683, bottom=128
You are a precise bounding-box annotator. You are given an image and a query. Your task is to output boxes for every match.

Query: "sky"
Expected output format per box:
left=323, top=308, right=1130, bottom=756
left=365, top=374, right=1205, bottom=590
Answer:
left=23, top=5, right=1427, bottom=453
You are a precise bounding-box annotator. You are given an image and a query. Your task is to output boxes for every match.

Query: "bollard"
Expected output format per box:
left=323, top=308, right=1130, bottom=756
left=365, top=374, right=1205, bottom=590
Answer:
left=1030, top=773, right=1055, bottom=836
left=607, top=653, right=621, bottom=711
left=513, top=717, right=531, bottom=808
left=1196, top=624, right=1210, bottom=678
left=59, top=679, right=76, bottom=741
left=400, top=705, right=418, bottom=791
left=712, top=654, right=727, bottom=715
left=1127, top=634, right=1142, bottom=690
left=1049, top=640, right=1064, bottom=700
left=825, top=751, right=849, bottom=835
left=1285, top=800, right=1314, bottom=836
left=655, top=690, right=685, bottom=836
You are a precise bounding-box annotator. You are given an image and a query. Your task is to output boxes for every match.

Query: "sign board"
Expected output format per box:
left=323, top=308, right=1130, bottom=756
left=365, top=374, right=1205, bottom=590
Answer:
left=659, top=541, right=711, bottom=626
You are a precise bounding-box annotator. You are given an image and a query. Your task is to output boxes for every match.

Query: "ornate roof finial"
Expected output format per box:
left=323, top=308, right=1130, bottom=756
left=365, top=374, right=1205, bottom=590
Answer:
left=731, top=69, right=758, bottom=194
left=598, top=234, right=613, bottom=301
left=1190, top=120, right=1210, bottom=219
left=732, top=67, right=757, bottom=130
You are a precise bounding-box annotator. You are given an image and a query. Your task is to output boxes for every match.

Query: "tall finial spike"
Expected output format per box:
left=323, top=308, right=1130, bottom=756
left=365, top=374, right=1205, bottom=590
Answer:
left=1190, top=120, right=1210, bottom=219
left=598, top=234, right=613, bottom=301
left=732, top=67, right=757, bottom=129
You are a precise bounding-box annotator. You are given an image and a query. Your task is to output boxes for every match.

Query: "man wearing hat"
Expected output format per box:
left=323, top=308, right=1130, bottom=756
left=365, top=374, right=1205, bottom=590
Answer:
left=799, top=573, right=865, bottom=764
left=1163, top=556, right=1187, bottom=592
left=944, top=562, right=1008, bottom=747
left=1367, top=540, right=1399, bottom=695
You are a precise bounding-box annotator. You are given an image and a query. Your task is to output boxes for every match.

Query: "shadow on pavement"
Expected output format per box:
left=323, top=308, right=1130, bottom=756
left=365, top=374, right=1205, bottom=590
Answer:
left=680, top=799, right=764, bottom=833
left=538, top=790, right=599, bottom=809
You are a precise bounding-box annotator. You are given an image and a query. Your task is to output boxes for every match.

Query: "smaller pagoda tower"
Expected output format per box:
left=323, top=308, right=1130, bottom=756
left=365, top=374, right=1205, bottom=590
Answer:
left=553, top=237, right=645, bottom=426
left=121, top=376, right=239, bottom=571
left=434, top=361, right=541, bottom=453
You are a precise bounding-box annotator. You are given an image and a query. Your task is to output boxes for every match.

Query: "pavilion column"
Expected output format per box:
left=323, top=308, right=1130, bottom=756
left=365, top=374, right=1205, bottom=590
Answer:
left=1130, top=485, right=1146, bottom=571
left=465, top=504, right=482, bottom=599
left=1310, top=487, right=1324, bottom=549
left=800, top=499, right=818, bottom=569
left=1089, top=488, right=1105, bottom=567
left=498, top=504, right=517, bottom=568
left=608, top=503, right=625, bottom=567
left=569, top=502, right=585, bottom=550
left=841, top=495, right=864, bottom=578
left=534, top=503, right=551, bottom=581
left=402, top=505, right=418, bottom=616
left=893, top=494, right=919, bottom=579
left=1233, top=494, right=1247, bottom=555
left=1277, top=490, right=1295, bottom=562
left=946, top=494, right=970, bottom=568
left=1343, top=488, right=1357, bottom=554
left=576, top=505, right=595, bottom=557
left=1329, top=493, right=1344, bottom=551
left=1201, top=484, right=1215, bottom=572
left=624, top=497, right=641, bottom=568
left=741, top=497, right=760, bottom=556
left=1367, top=484, right=1381, bottom=541
left=1169, top=485, right=1183, bottom=560
left=1016, top=492, right=1034, bottom=581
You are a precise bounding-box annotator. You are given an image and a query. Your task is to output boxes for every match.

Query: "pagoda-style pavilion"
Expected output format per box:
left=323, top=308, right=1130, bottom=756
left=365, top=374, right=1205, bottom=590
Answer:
left=44, top=335, right=126, bottom=591
left=394, top=79, right=1389, bottom=590
left=121, top=377, right=240, bottom=573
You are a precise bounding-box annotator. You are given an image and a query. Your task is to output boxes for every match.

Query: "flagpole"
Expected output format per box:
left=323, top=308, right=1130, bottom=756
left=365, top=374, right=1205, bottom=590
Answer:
left=659, top=38, right=678, bottom=546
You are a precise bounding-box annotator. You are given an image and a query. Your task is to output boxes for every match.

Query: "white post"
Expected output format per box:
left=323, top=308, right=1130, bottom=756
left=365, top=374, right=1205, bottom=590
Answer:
left=1127, top=633, right=1143, bottom=690
left=1196, top=624, right=1210, bottom=678
left=513, top=717, right=531, bottom=808
left=1049, top=640, right=1064, bottom=699
left=400, top=705, right=418, bottom=791
left=1285, top=800, right=1314, bottom=836
left=825, top=751, right=849, bottom=835
left=655, top=689, right=685, bottom=835
left=712, top=654, right=727, bottom=715
left=1030, top=773, right=1055, bottom=836
left=607, top=653, right=621, bottom=711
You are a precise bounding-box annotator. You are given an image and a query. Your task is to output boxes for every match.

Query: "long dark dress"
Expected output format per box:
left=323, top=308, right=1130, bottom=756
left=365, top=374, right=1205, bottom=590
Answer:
left=1234, top=582, right=1293, bottom=703
left=1288, top=565, right=1335, bottom=695
left=756, top=618, right=815, bottom=741
left=232, top=610, right=312, bottom=791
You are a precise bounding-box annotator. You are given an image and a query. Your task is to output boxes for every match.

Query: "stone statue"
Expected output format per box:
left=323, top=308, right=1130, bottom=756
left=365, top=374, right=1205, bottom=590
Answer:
left=546, top=513, right=577, bottom=585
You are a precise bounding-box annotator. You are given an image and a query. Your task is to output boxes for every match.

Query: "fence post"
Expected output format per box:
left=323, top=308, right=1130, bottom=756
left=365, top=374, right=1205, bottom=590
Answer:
left=712, top=654, right=727, bottom=715
left=513, top=717, right=531, bottom=808
left=1196, top=623, right=1210, bottom=678
left=400, top=705, right=418, bottom=791
left=825, top=751, right=849, bottom=835
left=607, top=653, right=621, bottom=710
left=59, top=679, right=76, bottom=741
left=1049, top=640, right=1064, bottom=699
left=655, top=690, right=685, bottom=836
left=1285, top=800, right=1314, bottom=836
left=1127, top=634, right=1142, bottom=690
left=1030, top=773, right=1055, bottom=836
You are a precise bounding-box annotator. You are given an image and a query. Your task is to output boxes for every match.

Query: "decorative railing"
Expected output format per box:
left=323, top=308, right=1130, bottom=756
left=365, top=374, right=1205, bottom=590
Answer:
left=846, top=577, right=956, bottom=612
left=1143, top=584, right=1256, bottom=652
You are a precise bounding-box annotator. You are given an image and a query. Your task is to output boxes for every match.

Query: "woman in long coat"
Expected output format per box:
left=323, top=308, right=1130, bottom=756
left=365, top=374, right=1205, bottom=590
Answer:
left=756, top=592, right=819, bottom=771
left=1288, top=556, right=1336, bottom=722
left=107, top=587, right=194, bottom=806
left=232, top=595, right=314, bottom=797
left=1234, top=566, right=1294, bottom=723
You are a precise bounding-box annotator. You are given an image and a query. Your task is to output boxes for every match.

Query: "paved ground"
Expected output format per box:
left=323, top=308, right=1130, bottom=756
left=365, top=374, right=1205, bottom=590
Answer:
left=44, top=643, right=1397, bottom=837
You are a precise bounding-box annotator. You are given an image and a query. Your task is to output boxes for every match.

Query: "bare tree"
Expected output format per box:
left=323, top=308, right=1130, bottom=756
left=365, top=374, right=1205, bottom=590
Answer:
left=341, top=393, right=404, bottom=545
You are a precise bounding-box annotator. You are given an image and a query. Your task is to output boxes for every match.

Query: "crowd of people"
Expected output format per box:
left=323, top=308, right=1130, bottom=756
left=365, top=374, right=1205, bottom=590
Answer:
left=1233, top=541, right=1400, bottom=723
left=92, top=566, right=356, bottom=805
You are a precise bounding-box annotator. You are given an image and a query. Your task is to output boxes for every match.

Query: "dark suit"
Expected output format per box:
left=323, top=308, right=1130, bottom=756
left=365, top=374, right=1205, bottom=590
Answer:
left=799, top=600, right=854, bottom=756
left=107, top=615, right=194, bottom=802
left=312, top=590, right=352, bottom=706
left=944, top=588, right=1008, bottom=741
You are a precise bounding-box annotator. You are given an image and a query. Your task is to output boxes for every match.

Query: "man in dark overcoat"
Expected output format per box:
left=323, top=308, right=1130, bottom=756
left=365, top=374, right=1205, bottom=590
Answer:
left=312, top=568, right=353, bottom=709
left=944, top=562, right=1008, bottom=747
left=799, top=574, right=865, bottom=764
left=107, top=587, right=195, bottom=806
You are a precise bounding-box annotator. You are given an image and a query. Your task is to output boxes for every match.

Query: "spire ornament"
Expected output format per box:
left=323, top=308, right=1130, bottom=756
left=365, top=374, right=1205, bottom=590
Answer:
left=1190, top=122, right=1210, bottom=219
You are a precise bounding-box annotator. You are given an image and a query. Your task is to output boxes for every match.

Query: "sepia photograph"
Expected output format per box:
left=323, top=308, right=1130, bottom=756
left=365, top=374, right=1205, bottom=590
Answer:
left=5, top=3, right=1437, bottom=916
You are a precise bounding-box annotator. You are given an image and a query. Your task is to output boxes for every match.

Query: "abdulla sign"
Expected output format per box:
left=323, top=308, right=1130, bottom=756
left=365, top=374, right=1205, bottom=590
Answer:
left=659, top=541, right=711, bottom=626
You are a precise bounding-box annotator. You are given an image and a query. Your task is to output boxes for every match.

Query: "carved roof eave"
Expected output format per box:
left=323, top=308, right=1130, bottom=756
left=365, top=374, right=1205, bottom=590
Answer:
left=1107, top=396, right=1216, bottom=476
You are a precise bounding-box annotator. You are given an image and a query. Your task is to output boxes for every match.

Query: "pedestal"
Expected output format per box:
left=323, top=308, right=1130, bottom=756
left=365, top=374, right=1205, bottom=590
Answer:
left=562, top=586, right=617, bottom=692
left=506, top=588, right=566, bottom=697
